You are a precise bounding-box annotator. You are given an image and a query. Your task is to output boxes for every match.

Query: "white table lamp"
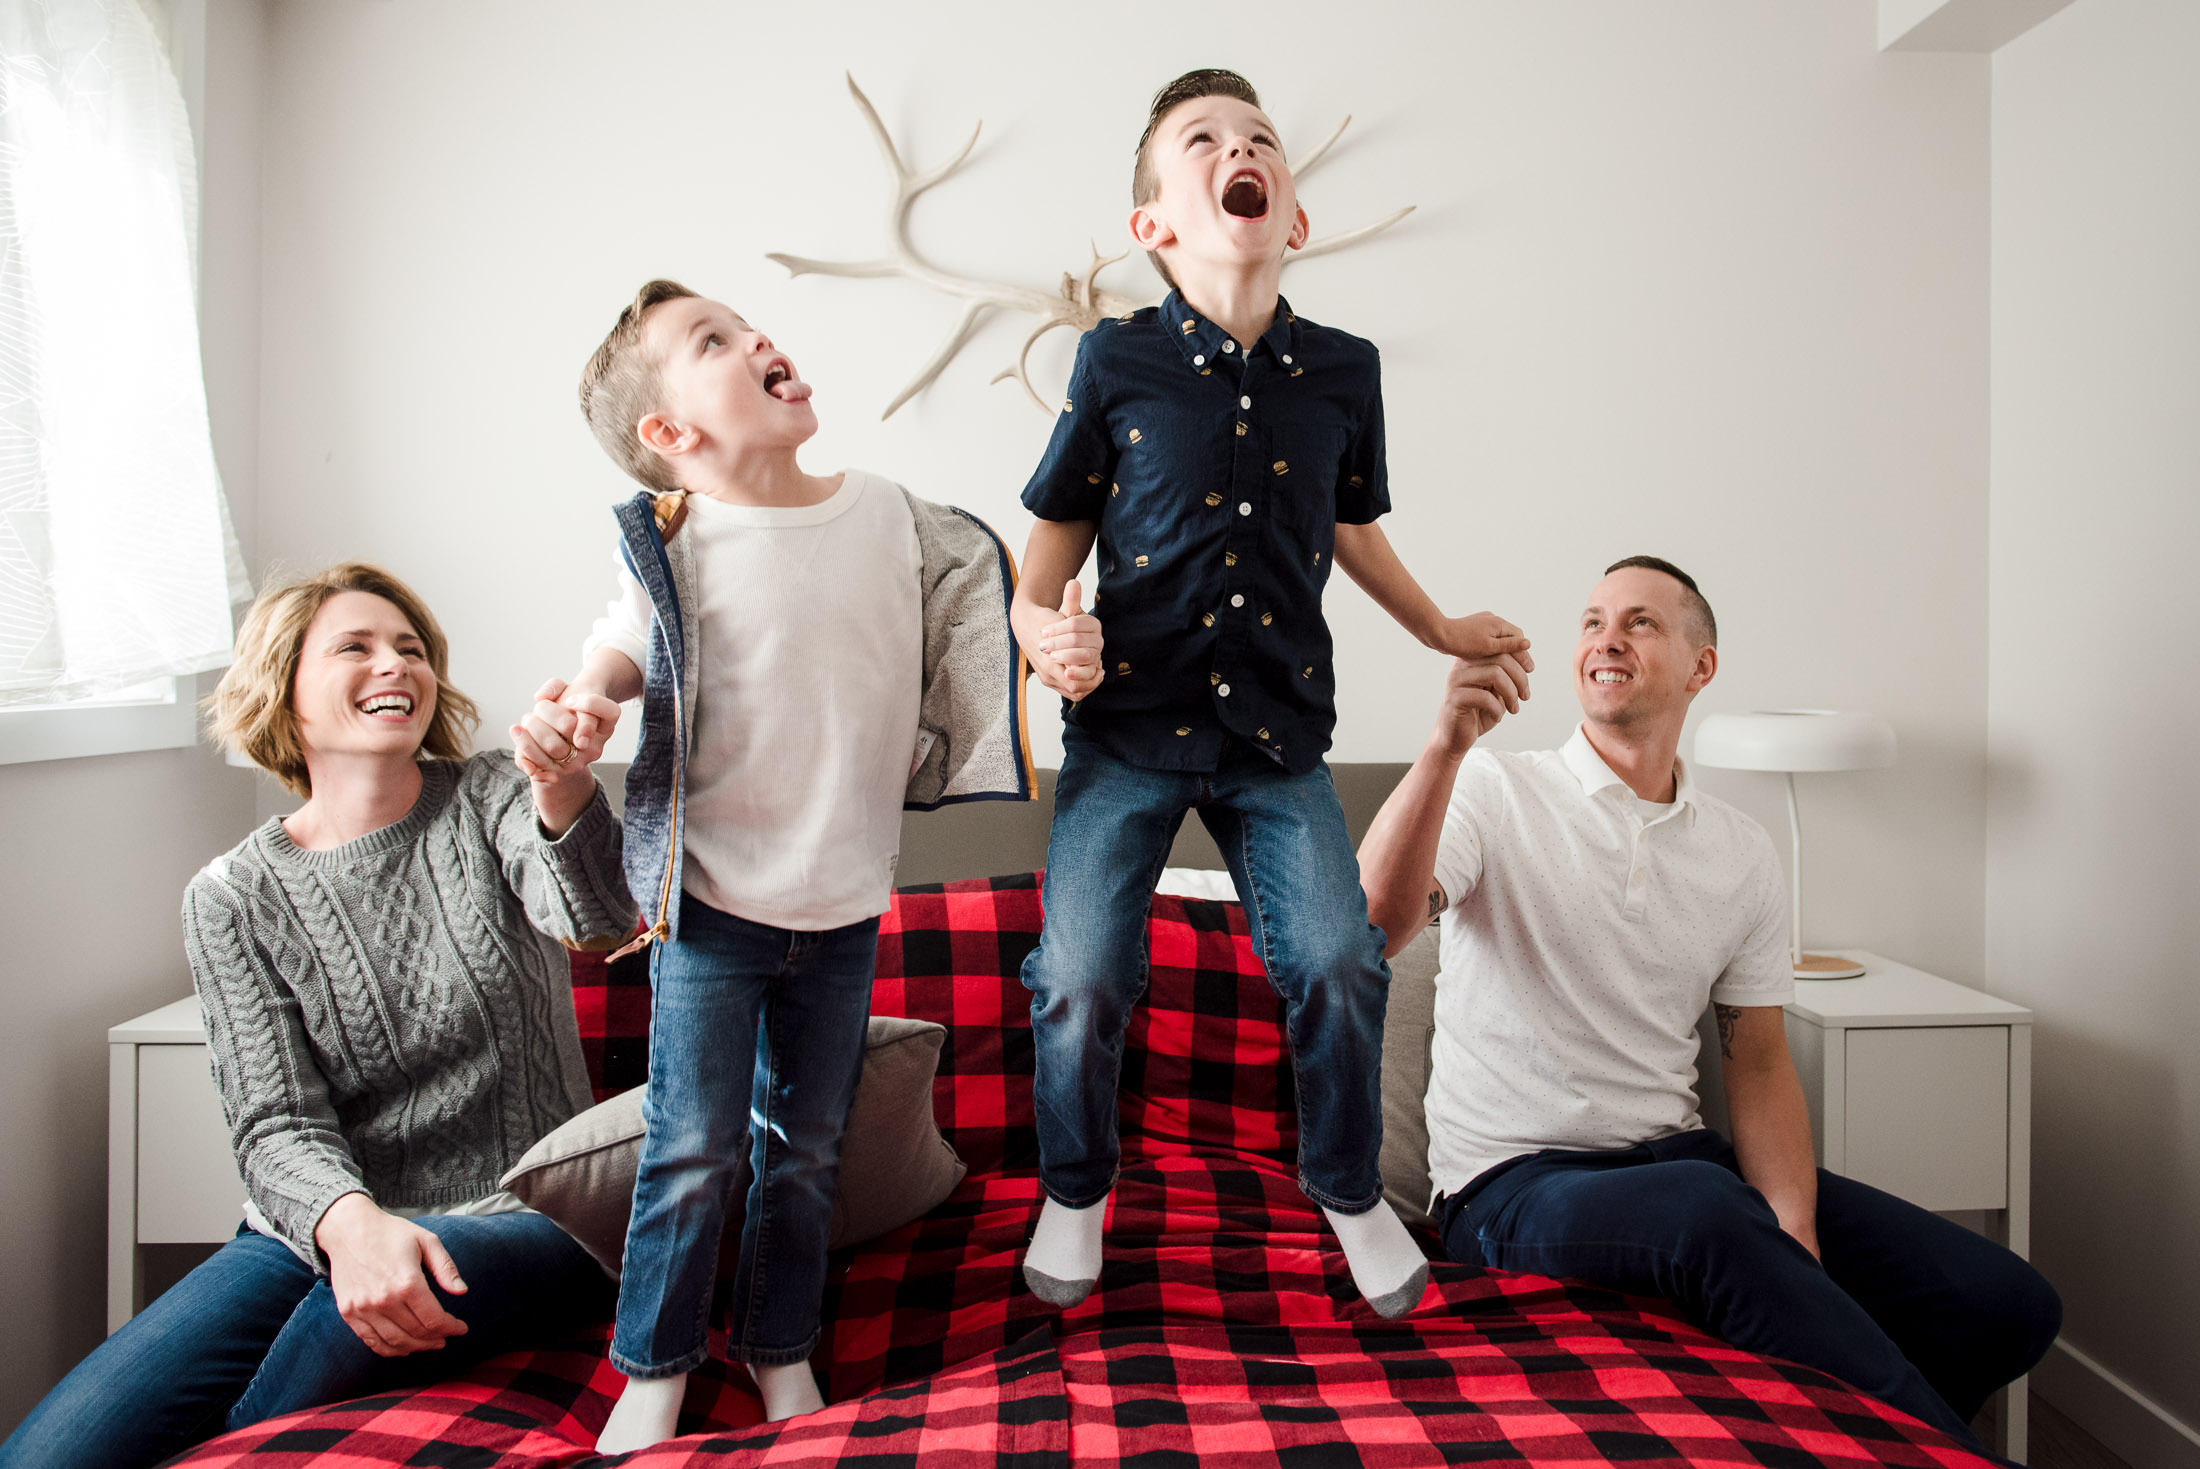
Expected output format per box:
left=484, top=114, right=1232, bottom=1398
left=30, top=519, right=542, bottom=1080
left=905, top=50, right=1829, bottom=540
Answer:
left=1693, top=710, right=1897, bottom=980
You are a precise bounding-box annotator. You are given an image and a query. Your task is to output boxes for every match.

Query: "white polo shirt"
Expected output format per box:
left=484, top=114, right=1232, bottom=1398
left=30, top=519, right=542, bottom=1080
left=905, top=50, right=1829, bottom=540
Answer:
left=1424, top=726, right=1793, bottom=1203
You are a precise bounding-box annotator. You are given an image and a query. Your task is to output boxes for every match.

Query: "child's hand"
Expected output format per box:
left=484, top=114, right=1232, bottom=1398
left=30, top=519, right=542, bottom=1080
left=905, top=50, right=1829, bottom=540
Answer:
left=512, top=677, right=613, bottom=837
left=1432, top=612, right=1534, bottom=674
left=1030, top=579, right=1105, bottom=704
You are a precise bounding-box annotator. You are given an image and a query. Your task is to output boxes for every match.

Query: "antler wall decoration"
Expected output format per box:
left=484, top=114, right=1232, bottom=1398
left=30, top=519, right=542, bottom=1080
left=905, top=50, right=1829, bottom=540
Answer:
left=766, top=74, right=1416, bottom=420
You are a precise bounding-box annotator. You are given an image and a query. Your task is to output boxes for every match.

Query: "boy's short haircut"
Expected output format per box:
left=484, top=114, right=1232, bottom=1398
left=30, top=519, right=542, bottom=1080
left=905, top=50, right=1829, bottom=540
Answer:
left=1131, top=68, right=1262, bottom=290
left=207, top=561, right=480, bottom=797
left=579, top=278, right=700, bottom=494
left=1606, top=554, right=1718, bottom=648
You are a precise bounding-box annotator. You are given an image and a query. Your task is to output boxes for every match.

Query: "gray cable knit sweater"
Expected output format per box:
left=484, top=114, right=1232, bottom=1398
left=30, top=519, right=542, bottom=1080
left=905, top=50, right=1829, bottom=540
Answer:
left=182, top=753, right=636, bottom=1268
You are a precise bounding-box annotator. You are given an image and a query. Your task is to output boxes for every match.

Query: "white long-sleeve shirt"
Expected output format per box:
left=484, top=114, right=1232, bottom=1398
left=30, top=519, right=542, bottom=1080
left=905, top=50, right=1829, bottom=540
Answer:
left=585, top=470, right=923, bottom=931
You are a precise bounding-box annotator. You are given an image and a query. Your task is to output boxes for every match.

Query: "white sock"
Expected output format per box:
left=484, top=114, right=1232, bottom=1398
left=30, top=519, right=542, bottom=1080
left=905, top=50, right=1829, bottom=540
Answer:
left=1022, top=1192, right=1108, bottom=1306
left=1324, top=1200, right=1431, bottom=1319
left=750, top=1359, right=825, bottom=1421
left=596, top=1370, right=686, bottom=1452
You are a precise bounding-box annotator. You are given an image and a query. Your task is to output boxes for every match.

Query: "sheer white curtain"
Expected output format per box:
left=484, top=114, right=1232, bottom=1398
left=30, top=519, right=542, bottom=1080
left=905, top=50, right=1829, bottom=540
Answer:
left=0, top=0, right=242, bottom=709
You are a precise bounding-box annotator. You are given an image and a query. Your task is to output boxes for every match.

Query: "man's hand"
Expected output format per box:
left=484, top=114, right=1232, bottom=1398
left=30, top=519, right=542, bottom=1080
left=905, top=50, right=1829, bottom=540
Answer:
left=314, top=1192, right=469, bottom=1358
left=1430, top=654, right=1530, bottom=759
left=1430, top=611, right=1534, bottom=674
left=512, top=676, right=620, bottom=836
left=1025, top=579, right=1105, bottom=703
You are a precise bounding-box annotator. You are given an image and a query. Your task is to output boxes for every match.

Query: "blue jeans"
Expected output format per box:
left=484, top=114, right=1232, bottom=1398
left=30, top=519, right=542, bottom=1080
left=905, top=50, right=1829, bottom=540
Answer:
left=1022, top=729, right=1391, bottom=1212
left=1438, top=1128, right=2061, bottom=1449
left=610, top=894, right=878, bottom=1376
left=0, top=1210, right=606, bottom=1469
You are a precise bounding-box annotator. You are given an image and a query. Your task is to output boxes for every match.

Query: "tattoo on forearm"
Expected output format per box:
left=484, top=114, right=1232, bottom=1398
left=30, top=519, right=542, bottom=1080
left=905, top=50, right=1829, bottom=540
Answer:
left=1426, top=887, right=1444, bottom=921
left=1714, top=1003, right=1740, bottom=1060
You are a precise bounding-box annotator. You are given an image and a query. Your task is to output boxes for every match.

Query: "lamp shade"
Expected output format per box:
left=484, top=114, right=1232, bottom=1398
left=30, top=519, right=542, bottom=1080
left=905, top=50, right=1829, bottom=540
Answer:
left=1693, top=710, right=1896, bottom=773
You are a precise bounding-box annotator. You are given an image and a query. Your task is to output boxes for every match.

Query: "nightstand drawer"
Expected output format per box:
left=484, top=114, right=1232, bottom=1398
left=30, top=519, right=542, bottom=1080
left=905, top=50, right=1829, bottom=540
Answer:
left=1843, top=1025, right=2008, bottom=1212
left=135, top=1044, right=244, bottom=1242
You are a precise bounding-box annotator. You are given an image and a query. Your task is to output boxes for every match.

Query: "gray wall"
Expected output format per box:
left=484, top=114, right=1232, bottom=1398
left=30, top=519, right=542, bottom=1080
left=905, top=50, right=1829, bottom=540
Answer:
left=1989, top=0, right=2200, bottom=1440
left=0, top=747, right=257, bottom=1432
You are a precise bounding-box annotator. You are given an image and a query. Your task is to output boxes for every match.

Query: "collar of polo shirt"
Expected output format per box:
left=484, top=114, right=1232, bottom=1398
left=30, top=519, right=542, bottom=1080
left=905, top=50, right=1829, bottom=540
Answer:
left=1560, top=725, right=1697, bottom=818
left=1163, top=288, right=1303, bottom=375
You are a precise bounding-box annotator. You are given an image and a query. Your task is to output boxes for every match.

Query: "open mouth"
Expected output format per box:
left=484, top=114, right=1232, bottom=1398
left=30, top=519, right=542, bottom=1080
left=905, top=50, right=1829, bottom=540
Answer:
left=1590, top=669, right=1633, bottom=686
left=358, top=692, right=414, bottom=718
left=761, top=357, right=810, bottom=403
left=1221, top=168, right=1269, bottom=220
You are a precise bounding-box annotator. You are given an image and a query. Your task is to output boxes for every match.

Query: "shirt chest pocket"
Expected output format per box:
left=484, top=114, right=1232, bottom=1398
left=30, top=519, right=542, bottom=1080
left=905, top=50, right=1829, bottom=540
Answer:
left=1260, top=420, right=1348, bottom=535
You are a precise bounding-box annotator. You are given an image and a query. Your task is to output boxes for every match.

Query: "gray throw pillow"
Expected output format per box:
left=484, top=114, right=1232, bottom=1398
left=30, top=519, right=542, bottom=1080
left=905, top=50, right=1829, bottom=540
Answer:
left=1379, top=923, right=1442, bottom=1230
left=501, top=1014, right=966, bottom=1275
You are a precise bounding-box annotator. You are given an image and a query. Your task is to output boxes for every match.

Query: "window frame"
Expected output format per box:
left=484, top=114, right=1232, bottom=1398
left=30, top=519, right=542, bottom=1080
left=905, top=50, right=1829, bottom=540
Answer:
left=0, top=678, right=198, bottom=766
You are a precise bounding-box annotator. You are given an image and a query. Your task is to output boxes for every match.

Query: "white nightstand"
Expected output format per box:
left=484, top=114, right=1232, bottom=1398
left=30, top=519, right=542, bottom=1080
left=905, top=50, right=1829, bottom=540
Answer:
left=108, top=997, right=243, bottom=1334
left=1779, top=951, right=2034, bottom=1461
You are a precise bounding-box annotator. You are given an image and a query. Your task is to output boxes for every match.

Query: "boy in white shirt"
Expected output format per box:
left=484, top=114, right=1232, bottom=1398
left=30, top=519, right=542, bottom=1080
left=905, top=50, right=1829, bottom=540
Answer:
left=524, top=280, right=1029, bottom=1451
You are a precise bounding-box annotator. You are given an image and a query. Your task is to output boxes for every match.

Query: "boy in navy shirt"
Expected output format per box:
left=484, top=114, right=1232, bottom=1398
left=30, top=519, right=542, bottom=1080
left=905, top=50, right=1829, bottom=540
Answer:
left=1013, top=69, right=1532, bottom=1317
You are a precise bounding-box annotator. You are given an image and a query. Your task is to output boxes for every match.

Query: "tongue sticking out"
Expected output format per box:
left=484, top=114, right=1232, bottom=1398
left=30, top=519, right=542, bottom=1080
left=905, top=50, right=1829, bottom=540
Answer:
left=769, top=377, right=812, bottom=404
left=1222, top=174, right=1268, bottom=219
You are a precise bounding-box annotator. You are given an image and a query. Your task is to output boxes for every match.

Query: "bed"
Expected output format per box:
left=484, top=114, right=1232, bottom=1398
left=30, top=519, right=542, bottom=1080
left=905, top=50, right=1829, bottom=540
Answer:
left=166, top=771, right=1996, bottom=1468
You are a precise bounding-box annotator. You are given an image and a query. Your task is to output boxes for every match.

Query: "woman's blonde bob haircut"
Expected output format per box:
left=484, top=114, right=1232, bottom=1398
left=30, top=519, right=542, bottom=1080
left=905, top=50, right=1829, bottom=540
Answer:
left=207, top=562, right=479, bottom=797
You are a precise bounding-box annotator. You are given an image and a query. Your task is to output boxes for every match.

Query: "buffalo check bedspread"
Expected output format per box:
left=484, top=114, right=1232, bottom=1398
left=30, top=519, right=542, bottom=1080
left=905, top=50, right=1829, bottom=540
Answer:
left=169, top=875, right=1993, bottom=1469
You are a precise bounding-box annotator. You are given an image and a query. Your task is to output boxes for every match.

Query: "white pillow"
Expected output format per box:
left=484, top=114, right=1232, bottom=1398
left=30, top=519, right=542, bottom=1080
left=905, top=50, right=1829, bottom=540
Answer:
left=1153, top=866, right=1239, bottom=900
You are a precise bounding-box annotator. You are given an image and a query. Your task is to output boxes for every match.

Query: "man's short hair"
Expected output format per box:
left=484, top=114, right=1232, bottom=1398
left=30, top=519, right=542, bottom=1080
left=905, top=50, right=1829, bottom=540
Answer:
left=1131, top=68, right=1262, bottom=291
left=1605, top=555, right=1718, bottom=648
left=579, top=279, right=699, bottom=494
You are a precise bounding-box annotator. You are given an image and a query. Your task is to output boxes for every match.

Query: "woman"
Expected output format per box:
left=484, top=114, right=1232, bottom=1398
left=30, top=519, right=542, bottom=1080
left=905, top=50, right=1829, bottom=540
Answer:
left=0, top=564, right=637, bottom=1469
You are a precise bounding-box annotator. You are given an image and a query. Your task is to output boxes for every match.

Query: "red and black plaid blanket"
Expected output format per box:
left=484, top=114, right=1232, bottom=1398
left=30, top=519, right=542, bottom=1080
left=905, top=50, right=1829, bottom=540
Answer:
left=172, top=875, right=1992, bottom=1469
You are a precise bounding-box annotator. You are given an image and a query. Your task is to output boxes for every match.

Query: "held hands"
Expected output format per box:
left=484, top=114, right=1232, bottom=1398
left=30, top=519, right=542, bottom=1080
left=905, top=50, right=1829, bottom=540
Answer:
left=1431, top=652, right=1530, bottom=760
left=1028, top=579, right=1105, bottom=704
left=1430, top=611, right=1534, bottom=675
left=314, top=1192, right=469, bottom=1358
left=511, top=676, right=622, bottom=837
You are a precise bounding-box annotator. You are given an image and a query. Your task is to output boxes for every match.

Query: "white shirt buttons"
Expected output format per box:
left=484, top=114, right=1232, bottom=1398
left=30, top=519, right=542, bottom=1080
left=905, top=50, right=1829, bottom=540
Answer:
left=1230, top=594, right=1245, bottom=608
left=1222, top=340, right=1237, bottom=353
left=1282, top=354, right=1294, bottom=365
left=1193, top=354, right=1205, bottom=367
left=1240, top=395, right=1252, bottom=410
left=1237, top=502, right=1252, bottom=516
left=1217, top=683, right=1231, bottom=697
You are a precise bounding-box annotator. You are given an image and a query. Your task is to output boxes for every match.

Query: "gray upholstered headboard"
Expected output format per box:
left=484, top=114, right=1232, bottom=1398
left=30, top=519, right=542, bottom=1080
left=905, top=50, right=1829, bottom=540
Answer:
left=595, top=763, right=1411, bottom=887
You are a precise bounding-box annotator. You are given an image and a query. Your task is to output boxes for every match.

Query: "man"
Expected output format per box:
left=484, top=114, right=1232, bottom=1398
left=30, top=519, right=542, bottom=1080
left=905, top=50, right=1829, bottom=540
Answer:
left=1358, top=556, right=2058, bottom=1448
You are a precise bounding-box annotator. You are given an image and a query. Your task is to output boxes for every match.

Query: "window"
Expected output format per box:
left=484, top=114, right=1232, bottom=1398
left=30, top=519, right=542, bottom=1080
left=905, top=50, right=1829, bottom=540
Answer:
left=0, top=0, right=244, bottom=759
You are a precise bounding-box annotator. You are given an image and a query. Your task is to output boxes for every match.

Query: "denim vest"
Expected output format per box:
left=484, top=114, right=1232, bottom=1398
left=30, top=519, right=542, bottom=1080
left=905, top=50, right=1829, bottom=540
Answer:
left=610, top=485, right=1035, bottom=951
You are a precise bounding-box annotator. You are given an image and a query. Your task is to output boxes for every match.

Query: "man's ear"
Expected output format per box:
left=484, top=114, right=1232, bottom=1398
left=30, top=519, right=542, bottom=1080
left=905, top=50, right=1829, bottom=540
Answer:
left=1686, top=643, right=1719, bottom=695
left=1128, top=202, right=1174, bottom=254
left=1284, top=203, right=1310, bottom=253
left=636, top=412, right=696, bottom=462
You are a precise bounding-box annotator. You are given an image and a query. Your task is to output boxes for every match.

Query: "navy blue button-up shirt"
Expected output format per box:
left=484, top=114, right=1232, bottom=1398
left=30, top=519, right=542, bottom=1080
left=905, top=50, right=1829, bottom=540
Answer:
left=1021, top=290, right=1389, bottom=775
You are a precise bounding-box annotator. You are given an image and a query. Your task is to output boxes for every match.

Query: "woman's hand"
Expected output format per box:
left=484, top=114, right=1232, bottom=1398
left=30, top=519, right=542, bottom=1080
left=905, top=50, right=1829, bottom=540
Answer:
left=513, top=677, right=614, bottom=837
left=313, top=1191, right=470, bottom=1357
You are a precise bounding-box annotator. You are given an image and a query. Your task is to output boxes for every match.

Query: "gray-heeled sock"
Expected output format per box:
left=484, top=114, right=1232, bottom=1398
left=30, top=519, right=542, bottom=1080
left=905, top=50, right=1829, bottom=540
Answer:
left=1364, top=1260, right=1431, bottom=1320
left=1324, top=1200, right=1433, bottom=1319
left=1022, top=1192, right=1108, bottom=1307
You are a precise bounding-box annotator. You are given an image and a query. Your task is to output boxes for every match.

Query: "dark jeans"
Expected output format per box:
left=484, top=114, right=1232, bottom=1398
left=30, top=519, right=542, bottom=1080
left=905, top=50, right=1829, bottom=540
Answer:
left=1437, top=1128, right=2060, bottom=1448
left=0, top=1210, right=607, bottom=1469
left=1021, top=729, right=1392, bottom=1212
left=610, top=894, right=878, bottom=1376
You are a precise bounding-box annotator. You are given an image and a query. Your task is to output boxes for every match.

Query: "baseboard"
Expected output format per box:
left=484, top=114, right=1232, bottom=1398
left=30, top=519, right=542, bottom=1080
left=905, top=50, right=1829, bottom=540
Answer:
left=2032, top=1337, right=2200, bottom=1469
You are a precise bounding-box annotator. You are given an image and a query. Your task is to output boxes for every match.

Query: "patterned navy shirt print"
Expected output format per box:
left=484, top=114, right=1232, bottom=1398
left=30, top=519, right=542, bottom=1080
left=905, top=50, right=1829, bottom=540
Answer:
left=1020, top=290, right=1389, bottom=775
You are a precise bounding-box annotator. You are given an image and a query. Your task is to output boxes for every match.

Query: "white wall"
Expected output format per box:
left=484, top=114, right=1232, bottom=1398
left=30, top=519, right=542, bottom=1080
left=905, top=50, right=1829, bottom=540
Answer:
left=254, top=0, right=1992, bottom=979
left=1990, top=0, right=2200, bottom=1439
